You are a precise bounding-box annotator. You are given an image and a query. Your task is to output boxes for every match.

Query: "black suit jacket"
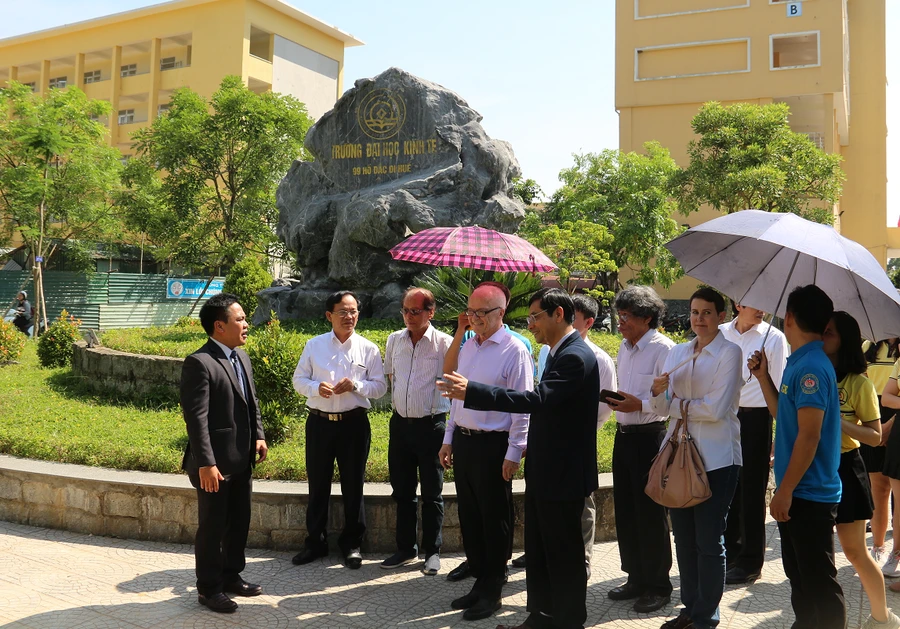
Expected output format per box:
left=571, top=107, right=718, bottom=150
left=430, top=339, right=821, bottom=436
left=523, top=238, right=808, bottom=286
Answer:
left=464, top=332, right=600, bottom=501
left=181, top=339, right=266, bottom=483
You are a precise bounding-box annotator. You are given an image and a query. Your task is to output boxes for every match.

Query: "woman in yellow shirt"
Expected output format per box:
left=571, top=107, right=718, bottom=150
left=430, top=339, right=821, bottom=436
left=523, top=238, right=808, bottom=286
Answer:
left=823, top=312, right=898, bottom=629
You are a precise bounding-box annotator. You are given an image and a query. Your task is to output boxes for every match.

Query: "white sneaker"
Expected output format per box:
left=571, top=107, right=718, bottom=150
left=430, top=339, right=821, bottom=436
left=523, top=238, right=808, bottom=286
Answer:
left=874, top=546, right=887, bottom=564
left=422, top=553, right=440, bottom=576
left=862, top=611, right=900, bottom=629
left=883, top=551, right=900, bottom=578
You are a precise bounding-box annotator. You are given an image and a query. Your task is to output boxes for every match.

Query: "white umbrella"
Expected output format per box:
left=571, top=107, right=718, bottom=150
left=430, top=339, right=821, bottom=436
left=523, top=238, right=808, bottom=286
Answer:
left=664, top=210, right=900, bottom=341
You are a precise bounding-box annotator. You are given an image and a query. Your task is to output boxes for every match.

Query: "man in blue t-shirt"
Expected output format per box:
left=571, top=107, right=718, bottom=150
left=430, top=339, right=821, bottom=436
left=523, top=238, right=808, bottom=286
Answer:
left=749, top=285, right=845, bottom=629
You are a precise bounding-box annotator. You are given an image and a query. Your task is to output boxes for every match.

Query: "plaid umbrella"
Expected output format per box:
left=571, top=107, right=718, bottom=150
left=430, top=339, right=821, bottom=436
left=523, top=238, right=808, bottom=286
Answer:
left=389, top=226, right=557, bottom=272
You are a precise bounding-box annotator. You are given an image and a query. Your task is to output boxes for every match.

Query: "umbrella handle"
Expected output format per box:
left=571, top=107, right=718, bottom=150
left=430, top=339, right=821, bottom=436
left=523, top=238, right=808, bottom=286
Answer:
left=745, top=250, right=799, bottom=383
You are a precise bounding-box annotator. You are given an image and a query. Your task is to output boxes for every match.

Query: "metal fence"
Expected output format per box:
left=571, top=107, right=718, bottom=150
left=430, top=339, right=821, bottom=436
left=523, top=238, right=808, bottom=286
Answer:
left=0, top=271, right=224, bottom=330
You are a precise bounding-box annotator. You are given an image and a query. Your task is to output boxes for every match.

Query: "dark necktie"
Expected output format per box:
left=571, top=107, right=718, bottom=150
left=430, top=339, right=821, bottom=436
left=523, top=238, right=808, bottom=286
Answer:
left=229, top=350, right=247, bottom=399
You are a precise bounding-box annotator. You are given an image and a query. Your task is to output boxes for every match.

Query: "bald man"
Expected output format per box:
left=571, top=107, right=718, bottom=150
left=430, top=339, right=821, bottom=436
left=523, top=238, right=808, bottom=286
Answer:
left=438, top=285, right=533, bottom=622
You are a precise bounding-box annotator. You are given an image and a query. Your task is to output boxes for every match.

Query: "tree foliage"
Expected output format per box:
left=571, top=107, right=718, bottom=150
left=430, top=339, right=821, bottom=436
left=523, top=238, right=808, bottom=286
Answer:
left=0, top=82, right=122, bottom=326
left=671, top=101, right=844, bottom=224
left=511, top=177, right=544, bottom=206
left=119, top=76, right=314, bottom=270
left=223, top=255, right=273, bottom=317
left=539, top=142, right=683, bottom=290
left=414, top=268, right=544, bottom=323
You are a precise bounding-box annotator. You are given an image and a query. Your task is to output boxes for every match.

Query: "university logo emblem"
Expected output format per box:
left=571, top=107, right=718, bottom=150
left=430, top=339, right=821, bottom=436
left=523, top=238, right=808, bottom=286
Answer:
left=800, top=374, right=819, bottom=395
left=358, top=89, right=406, bottom=140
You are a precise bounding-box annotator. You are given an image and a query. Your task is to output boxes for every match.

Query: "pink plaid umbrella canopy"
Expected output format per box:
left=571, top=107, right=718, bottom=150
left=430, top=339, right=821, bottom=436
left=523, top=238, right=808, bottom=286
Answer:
left=389, top=226, right=557, bottom=272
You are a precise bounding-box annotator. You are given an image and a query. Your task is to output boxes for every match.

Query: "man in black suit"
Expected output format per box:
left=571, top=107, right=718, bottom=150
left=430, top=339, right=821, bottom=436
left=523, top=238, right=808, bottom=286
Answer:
left=181, top=293, right=268, bottom=614
left=439, top=288, right=599, bottom=629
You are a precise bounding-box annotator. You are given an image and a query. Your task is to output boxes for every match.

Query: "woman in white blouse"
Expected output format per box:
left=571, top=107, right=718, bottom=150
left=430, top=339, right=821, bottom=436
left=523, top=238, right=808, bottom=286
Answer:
left=650, top=288, right=743, bottom=629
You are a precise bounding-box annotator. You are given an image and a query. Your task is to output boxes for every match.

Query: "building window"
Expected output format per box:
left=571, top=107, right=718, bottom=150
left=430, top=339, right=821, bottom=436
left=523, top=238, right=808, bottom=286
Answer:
left=157, top=103, right=171, bottom=116
left=771, top=32, right=820, bottom=69
left=120, top=64, right=137, bottom=77
left=118, top=109, right=135, bottom=125
left=84, top=70, right=102, bottom=84
left=24, top=82, right=36, bottom=92
left=49, top=76, right=67, bottom=89
left=160, top=57, right=181, bottom=71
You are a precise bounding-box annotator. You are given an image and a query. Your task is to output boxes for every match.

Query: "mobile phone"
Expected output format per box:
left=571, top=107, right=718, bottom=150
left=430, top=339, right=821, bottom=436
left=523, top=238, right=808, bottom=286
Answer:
left=600, top=389, right=625, bottom=404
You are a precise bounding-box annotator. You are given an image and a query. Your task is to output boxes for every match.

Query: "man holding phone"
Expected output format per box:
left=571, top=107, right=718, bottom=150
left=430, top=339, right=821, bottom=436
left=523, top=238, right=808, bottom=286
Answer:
left=605, top=286, right=675, bottom=614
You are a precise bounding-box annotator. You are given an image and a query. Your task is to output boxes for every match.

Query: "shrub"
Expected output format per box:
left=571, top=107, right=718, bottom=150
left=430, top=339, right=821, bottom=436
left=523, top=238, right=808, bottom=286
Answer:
left=37, top=310, right=82, bottom=368
left=0, top=319, right=27, bottom=363
left=244, top=315, right=306, bottom=443
left=174, top=316, right=200, bottom=329
left=224, top=256, right=273, bottom=318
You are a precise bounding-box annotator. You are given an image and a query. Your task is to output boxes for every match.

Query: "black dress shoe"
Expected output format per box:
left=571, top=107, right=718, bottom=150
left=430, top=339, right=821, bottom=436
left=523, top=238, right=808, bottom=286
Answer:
left=660, top=613, right=694, bottom=629
left=511, top=553, right=527, bottom=568
left=463, top=597, right=501, bottom=621
left=447, top=560, right=471, bottom=582
left=608, top=582, right=645, bottom=601
left=198, top=592, right=238, bottom=613
left=292, top=545, right=328, bottom=565
left=633, top=592, right=671, bottom=613
left=451, top=591, right=481, bottom=610
left=224, top=579, right=262, bottom=597
left=344, top=548, right=363, bottom=569
left=725, top=566, right=761, bottom=585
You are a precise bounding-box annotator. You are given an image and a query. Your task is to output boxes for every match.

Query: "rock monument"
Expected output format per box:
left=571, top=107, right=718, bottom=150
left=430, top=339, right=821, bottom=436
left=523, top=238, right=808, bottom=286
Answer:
left=256, top=67, right=526, bottom=321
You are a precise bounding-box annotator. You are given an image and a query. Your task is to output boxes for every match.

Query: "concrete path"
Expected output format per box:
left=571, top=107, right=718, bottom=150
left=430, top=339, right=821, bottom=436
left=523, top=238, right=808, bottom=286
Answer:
left=0, top=517, right=890, bottom=628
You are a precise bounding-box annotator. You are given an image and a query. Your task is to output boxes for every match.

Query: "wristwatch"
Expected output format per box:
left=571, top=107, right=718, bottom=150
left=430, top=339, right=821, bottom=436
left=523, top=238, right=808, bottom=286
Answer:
left=352, top=380, right=361, bottom=393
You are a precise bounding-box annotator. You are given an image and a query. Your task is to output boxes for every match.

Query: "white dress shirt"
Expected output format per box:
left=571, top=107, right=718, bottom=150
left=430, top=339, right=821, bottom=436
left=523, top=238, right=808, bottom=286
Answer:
left=615, top=329, right=675, bottom=425
left=540, top=335, right=617, bottom=427
left=719, top=319, right=789, bottom=409
left=292, top=331, right=388, bottom=412
left=384, top=324, right=453, bottom=417
left=650, top=332, right=743, bottom=471
left=444, top=326, right=533, bottom=463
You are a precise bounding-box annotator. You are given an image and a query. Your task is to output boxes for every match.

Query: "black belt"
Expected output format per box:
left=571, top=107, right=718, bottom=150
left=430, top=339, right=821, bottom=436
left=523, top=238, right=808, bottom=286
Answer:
left=739, top=406, right=770, bottom=414
left=617, top=421, right=666, bottom=434
left=309, top=407, right=367, bottom=422
left=456, top=426, right=503, bottom=437
left=393, top=411, right=446, bottom=423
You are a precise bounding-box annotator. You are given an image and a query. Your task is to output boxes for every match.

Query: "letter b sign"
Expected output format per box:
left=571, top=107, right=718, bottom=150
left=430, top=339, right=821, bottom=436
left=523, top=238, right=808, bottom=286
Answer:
left=787, top=2, right=802, bottom=17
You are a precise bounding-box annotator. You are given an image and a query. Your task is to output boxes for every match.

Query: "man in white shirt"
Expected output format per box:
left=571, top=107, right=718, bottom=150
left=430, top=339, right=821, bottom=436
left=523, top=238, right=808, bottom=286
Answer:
left=605, top=286, right=675, bottom=614
left=290, top=291, right=388, bottom=570
left=381, top=287, right=453, bottom=575
left=720, top=303, right=788, bottom=585
left=438, top=284, right=533, bottom=622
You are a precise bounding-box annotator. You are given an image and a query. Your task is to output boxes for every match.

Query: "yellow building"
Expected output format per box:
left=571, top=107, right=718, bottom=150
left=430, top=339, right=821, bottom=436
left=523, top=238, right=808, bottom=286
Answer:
left=0, top=0, right=362, bottom=158
left=616, top=0, right=892, bottom=299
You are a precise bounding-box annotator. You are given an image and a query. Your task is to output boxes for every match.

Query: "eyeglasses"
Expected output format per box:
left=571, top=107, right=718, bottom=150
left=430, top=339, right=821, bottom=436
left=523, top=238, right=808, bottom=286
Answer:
left=464, top=307, right=501, bottom=319
left=526, top=310, right=551, bottom=326
left=618, top=313, right=631, bottom=323
left=334, top=309, right=359, bottom=318
left=400, top=308, right=430, bottom=317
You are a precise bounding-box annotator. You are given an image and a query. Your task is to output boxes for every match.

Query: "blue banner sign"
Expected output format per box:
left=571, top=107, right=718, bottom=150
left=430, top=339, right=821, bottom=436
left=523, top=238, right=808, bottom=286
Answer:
left=166, top=278, right=224, bottom=300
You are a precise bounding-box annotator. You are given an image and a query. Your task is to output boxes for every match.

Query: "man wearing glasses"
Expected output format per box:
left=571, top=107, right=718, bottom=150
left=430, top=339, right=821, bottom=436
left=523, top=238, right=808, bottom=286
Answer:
left=290, top=290, right=387, bottom=569
left=381, top=287, right=453, bottom=575
left=438, top=284, right=533, bottom=622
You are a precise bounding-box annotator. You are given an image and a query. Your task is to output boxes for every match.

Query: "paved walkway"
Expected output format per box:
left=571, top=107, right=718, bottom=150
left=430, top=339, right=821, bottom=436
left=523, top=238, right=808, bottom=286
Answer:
left=0, top=517, right=890, bottom=628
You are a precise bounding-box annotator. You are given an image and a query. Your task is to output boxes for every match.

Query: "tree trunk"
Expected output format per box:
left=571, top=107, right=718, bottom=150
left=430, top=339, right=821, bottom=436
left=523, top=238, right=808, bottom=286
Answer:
left=188, top=275, right=217, bottom=317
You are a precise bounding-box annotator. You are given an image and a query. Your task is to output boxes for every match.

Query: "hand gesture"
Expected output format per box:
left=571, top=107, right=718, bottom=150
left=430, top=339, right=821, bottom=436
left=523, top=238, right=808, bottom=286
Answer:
left=439, top=444, right=453, bottom=470
left=332, top=377, right=355, bottom=395
left=502, top=459, right=519, bottom=482
left=651, top=373, right=670, bottom=397
left=256, top=440, right=268, bottom=464
left=199, top=465, right=224, bottom=493
left=436, top=372, right=469, bottom=400
left=748, top=349, right=768, bottom=380
left=607, top=391, right=642, bottom=414
left=769, top=488, right=792, bottom=522
left=318, top=382, right=335, bottom=398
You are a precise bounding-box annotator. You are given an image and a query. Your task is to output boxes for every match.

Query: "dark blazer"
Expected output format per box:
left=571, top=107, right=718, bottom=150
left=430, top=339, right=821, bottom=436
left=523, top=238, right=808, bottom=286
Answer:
left=464, top=331, right=600, bottom=501
left=181, top=339, right=266, bottom=482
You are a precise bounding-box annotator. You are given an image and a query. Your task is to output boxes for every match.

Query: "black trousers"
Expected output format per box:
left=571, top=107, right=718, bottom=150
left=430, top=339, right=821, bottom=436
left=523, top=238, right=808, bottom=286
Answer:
left=525, top=491, right=587, bottom=629
left=388, top=411, right=446, bottom=556
left=305, top=411, right=371, bottom=554
left=778, top=498, right=845, bottom=629
left=453, top=427, right=513, bottom=600
left=612, top=428, right=673, bottom=595
left=192, top=464, right=252, bottom=596
left=13, top=315, right=30, bottom=335
left=724, top=407, right=773, bottom=573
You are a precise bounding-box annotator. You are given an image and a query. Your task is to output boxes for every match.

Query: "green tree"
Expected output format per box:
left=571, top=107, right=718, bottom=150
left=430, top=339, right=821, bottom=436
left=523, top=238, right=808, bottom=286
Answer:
left=518, top=216, right=617, bottom=306
left=540, top=142, right=684, bottom=291
left=511, top=177, right=544, bottom=206
left=120, top=76, right=314, bottom=272
left=223, top=255, right=273, bottom=317
left=414, top=268, right=544, bottom=323
left=671, top=101, right=844, bottom=224
left=0, top=82, right=122, bottom=329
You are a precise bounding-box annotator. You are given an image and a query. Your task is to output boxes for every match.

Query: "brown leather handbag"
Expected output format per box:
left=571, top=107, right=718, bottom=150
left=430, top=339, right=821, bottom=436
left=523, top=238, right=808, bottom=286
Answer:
left=645, top=399, right=711, bottom=509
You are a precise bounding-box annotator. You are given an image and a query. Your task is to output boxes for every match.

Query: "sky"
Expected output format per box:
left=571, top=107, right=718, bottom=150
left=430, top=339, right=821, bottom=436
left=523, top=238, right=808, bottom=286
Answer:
left=2, top=0, right=897, bottom=224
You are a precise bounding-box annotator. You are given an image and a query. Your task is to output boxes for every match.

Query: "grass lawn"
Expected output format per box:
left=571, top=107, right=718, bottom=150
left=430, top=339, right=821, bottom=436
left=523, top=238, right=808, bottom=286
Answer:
left=1, top=341, right=619, bottom=481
